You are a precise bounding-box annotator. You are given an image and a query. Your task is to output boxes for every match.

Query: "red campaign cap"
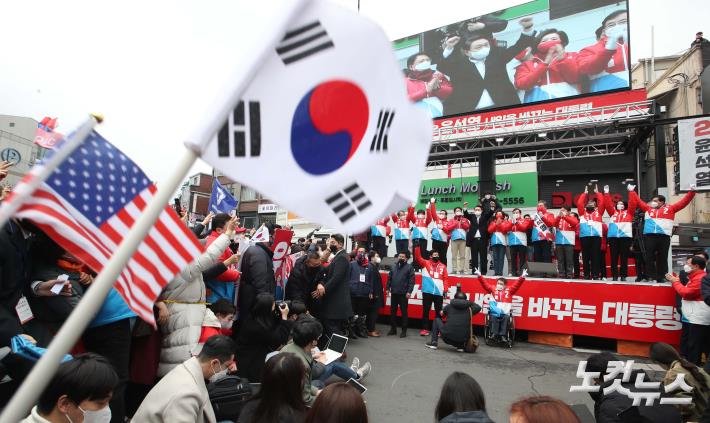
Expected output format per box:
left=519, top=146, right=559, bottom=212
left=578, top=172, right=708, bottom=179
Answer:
left=235, top=227, right=247, bottom=233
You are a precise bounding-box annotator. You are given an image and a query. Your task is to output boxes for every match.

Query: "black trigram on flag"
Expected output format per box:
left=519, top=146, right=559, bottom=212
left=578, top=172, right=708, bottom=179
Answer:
left=370, top=109, right=395, bottom=152
left=217, top=100, right=261, bottom=158
left=325, top=183, right=372, bottom=223
left=276, top=21, right=334, bottom=65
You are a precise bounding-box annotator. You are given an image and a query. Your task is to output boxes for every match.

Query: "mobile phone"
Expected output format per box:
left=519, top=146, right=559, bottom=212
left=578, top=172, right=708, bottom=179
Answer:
left=173, top=198, right=182, bottom=215
left=346, top=378, right=367, bottom=395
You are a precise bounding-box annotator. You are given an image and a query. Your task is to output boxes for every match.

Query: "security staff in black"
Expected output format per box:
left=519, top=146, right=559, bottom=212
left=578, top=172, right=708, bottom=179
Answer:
left=386, top=251, right=415, bottom=337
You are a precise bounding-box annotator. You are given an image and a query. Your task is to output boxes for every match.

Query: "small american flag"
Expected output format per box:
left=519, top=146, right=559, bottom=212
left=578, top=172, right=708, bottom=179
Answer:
left=15, top=131, right=203, bottom=325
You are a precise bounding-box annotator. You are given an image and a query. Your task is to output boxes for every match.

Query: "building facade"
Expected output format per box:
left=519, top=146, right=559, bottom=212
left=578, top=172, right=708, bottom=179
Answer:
left=0, top=115, right=46, bottom=187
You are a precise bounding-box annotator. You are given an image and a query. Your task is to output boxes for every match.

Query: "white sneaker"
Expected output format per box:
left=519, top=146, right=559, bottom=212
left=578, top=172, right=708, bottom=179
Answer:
left=357, top=362, right=371, bottom=381
left=350, top=357, right=360, bottom=373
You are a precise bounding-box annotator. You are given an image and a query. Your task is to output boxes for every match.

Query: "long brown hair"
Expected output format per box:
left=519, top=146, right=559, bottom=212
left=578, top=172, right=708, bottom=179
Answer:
left=509, top=396, right=581, bottom=423
left=650, top=342, right=709, bottom=389
left=304, top=383, right=368, bottom=423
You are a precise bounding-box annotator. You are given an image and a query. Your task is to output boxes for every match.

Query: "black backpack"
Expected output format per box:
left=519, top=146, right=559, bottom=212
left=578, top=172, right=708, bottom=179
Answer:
left=207, top=375, right=253, bottom=421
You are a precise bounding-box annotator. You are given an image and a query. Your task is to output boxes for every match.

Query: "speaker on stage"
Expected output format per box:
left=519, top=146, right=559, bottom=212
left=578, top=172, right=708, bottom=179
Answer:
left=526, top=261, right=558, bottom=278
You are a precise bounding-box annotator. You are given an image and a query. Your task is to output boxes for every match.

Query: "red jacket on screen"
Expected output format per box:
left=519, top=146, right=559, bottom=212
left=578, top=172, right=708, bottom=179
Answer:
left=577, top=38, right=629, bottom=76
left=406, top=71, right=453, bottom=102
left=514, top=53, right=580, bottom=90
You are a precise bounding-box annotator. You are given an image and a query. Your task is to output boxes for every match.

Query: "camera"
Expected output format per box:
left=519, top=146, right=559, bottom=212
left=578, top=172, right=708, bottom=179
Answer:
left=279, top=300, right=292, bottom=310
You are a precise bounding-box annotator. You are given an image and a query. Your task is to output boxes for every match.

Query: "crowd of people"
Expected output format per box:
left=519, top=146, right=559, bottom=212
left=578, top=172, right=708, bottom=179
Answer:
left=368, top=184, right=696, bottom=284
left=405, top=10, right=631, bottom=117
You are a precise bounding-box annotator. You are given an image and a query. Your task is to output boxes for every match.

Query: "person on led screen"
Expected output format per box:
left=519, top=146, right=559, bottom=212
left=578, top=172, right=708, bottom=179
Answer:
left=404, top=53, right=453, bottom=118
left=577, top=10, right=630, bottom=92
left=438, top=18, right=537, bottom=115
left=514, top=29, right=580, bottom=103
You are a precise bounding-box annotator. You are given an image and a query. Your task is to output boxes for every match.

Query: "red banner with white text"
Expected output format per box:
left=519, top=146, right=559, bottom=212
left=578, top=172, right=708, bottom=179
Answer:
left=432, top=89, right=649, bottom=142
left=380, top=273, right=680, bottom=345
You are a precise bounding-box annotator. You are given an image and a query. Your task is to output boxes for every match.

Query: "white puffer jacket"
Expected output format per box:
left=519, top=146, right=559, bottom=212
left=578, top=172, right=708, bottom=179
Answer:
left=157, top=233, right=231, bottom=377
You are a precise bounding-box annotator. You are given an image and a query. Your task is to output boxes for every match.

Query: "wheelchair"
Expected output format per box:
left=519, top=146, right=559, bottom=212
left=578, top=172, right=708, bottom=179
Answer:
left=484, top=312, right=515, bottom=348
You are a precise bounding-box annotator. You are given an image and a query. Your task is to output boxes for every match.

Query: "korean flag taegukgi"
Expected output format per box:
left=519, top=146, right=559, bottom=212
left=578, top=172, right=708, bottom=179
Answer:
left=186, top=0, right=432, bottom=233
left=208, top=179, right=238, bottom=214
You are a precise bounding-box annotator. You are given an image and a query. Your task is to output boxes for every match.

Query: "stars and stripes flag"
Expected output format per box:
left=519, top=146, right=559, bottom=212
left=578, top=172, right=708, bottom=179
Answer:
left=13, top=130, right=203, bottom=325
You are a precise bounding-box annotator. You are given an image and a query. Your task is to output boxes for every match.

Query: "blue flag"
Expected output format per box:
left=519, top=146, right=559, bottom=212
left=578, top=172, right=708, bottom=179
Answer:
left=208, top=179, right=238, bottom=214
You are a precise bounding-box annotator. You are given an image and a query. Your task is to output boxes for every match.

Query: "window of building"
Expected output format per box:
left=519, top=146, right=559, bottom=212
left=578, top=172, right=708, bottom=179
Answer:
left=8, top=122, right=14, bottom=127
left=241, top=216, right=258, bottom=229
left=241, top=186, right=257, bottom=201
left=259, top=214, right=277, bottom=227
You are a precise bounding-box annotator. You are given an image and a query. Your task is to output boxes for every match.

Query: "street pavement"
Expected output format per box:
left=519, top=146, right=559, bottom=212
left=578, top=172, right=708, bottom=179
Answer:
left=344, top=323, right=661, bottom=423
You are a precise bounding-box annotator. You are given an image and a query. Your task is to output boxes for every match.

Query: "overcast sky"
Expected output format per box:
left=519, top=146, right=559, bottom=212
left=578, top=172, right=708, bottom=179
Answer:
left=0, top=0, right=706, bottom=185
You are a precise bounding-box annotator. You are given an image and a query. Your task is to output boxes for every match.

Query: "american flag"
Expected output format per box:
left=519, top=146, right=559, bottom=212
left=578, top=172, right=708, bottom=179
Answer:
left=15, top=131, right=203, bottom=325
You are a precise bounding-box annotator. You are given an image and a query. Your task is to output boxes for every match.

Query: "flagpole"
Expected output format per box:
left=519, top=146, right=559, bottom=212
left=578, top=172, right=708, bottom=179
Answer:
left=0, top=1, right=310, bottom=420
left=0, top=114, right=102, bottom=229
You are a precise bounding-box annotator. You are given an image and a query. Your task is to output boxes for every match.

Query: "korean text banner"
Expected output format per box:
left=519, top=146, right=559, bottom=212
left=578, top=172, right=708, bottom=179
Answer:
left=394, top=0, right=631, bottom=118
left=380, top=274, right=680, bottom=345
left=678, top=116, right=710, bottom=191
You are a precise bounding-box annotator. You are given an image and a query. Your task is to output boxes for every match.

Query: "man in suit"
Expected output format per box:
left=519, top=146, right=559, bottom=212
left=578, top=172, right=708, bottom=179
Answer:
left=439, top=17, right=537, bottom=115
left=463, top=195, right=499, bottom=275
left=133, top=335, right=236, bottom=423
left=315, top=234, right=353, bottom=347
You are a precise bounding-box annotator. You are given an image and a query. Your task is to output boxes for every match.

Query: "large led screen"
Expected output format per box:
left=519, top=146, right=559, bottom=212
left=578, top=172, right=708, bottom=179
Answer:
left=394, top=0, right=631, bottom=118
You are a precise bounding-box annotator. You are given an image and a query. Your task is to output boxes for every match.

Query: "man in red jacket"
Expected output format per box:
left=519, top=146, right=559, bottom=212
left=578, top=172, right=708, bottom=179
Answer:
left=668, top=256, right=708, bottom=364
left=577, top=10, right=630, bottom=92
left=205, top=213, right=242, bottom=303
left=631, top=186, right=696, bottom=283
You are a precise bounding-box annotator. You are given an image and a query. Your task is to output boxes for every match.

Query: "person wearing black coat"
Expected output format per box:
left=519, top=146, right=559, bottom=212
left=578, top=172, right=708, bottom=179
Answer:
left=315, top=234, right=353, bottom=347
left=426, top=292, right=481, bottom=351
left=438, top=19, right=537, bottom=116
left=387, top=252, right=415, bottom=337
left=463, top=196, right=498, bottom=275
left=0, top=220, right=31, bottom=349
left=285, top=251, right=323, bottom=308
left=234, top=293, right=293, bottom=382
left=585, top=352, right=682, bottom=423
left=237, top=241, right=276, bottom=327
left=366, top=251, right=385, bottom=337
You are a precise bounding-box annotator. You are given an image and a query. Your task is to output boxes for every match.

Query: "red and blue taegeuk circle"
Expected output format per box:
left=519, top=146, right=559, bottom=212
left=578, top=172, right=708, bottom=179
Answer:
left=290, top=80, right=369, bottom=175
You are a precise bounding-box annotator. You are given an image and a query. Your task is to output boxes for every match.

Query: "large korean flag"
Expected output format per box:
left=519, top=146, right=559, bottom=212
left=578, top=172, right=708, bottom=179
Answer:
left=187, top=0, right=432, bottom=233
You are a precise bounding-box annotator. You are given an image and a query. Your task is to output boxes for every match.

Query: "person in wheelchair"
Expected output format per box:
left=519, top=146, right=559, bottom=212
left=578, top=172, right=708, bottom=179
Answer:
left=424, top=287, right=481, bottom=352
left=476, top=268, right=527, bottom=342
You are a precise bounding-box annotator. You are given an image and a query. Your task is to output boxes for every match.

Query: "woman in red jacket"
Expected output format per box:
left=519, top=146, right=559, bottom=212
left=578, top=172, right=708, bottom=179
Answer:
left=514, top=29, right=580, bottom=103
left=405, top=53, right=453, bottom=118
left=488, top=212, right=512, bottom=277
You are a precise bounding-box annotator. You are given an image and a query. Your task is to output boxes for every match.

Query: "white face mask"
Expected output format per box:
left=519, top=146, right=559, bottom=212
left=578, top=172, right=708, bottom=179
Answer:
left=617, top=204, right=625, bottom=210
left=474, top=210, right=482, bottom=217
left=455, top=211, right=463, bottom=217
left=67, top=405, right=112, bottom=423
left=209, top=362, right=229, bottom=383
left=374, top=257, right=381, bottom=264
left=469, top=47, right=490, bottom=61
left=513, top=213, right=521, bottom=219
left=496, top=284, right=504, bottom=291
left=413, top=60, right=431, bottom=71
left=649, top=201, right=659, bottom=209
left=417, top=214, right=425, bottom=220
left=684, top=264, right=694, bottom=273
left=220, top=319, right=233, bottom=329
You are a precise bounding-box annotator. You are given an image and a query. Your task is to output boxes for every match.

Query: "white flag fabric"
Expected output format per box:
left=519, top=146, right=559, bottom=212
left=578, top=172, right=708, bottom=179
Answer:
left=187, top=0, right=432, bottom=233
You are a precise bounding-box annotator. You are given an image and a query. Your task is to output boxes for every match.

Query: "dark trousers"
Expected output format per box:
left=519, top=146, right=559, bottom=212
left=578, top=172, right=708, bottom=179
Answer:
left=533, top=241, right=552, bottom=263
left=82, top=318, right=132, bottom=423
left=351, top=296, right=370, bottom=317
left=573, top=250, right=581, bottom=278
left=491, top=244, right=506, bottom=276
left=680, top=321, right=690, bottom=358
left=556, top=245, right=574, bottom=278
left=468, top=238, right=487, bottom=274
left=686, top=323, right=710, bottom=365
left=390, top=293, right=409, bottom=330
left=321, top=319, right=346, bottom=349
left=421, top=293, right=443, bottom=331
left=372, top=236, right=387, bottom=259
left=432, top=240, right=449, bottom=265
left=366, top=300, right=380, bottom=332
left=580, top=236, right=602, bottom=279
left=633, top=250, right=648, bottom=281
left=395, top=239, right=409, bottom=256
left=599, top=247, right=608, bottom=279
left=510, top=245, right=528, bottom=276
left=430, top=317, right=464, bottom=349
left=491, top=315, right=510, bottom=337
left=644, top=234, right=671, bottom=282
left=609, top=237, right=632, bottom=279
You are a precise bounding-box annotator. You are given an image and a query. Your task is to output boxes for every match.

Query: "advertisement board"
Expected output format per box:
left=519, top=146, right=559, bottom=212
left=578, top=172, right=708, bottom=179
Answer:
left=379, top=273, right=680, bottom=345
left=395, top=0, right=631, bottom=118
left=678, top=115, right=710, bottom=191
left=417, top=172, right=539, bottom=208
